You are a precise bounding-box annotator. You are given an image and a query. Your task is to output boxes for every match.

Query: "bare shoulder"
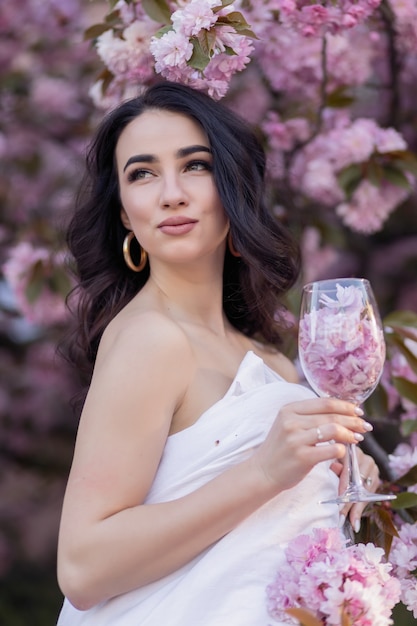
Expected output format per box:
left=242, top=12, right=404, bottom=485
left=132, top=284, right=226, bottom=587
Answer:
left=63, top=307, right=196, bottom=523
left=93, top=306, right=195, bottom=411
left=254, top=343, right=299, bottom=383
left=99, top=307, right=192, bottom=365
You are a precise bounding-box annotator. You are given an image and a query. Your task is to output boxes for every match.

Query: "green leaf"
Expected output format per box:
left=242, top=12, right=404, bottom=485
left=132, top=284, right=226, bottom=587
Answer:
left=47, top=268, right=72, bottom=297
left=387, top=328, right=417, bottom=345
left=382, top=164, right=412, bottom=189
left=356, top=510, right=393, bottom=556
left=286, top=608, right=323, bottom=626
left=142, top=0, right=172, bottom=24
left=366, top=159, right=385, bottom=186
left=224, top=45, right=236, bottom=56
left=217, top=12, right=259, bottom=38
left=401, top=419, right=417, bottom=437
left=364, top=383, right=388, bottom=419
left=373, top=506, right=399, bottom=537
left=384, top=310, right=417, bottom=328
left=84, top=23, right=112, bottom=40
left=153, top=24, right=173, bottom=39
left=95, top=67, right=115, bottom=94
left=25, top=279, right=43, bottom=305
left=391, top=492, right=417, bottom=509
left=389, top=150, right=417, bottom=177
left=197, top=29, right=217, bottom=57
left=25, top=260, right=45, bottom=304
left=385, top=333, right=417, bottom=376
left=213, top=0, right=235, bottom=9
left=104, top=9, right=123, bottom=27
left=337, top=163, right=363, bottom=199
left=393, top=376, right=417, bottom=404
left=217, top=10, right=250, bottom=27
left=326, top=87, right=355, bottom=108
left=189, top=37, right=211, bottom=71
left=396, top=464, right=417, bottom=487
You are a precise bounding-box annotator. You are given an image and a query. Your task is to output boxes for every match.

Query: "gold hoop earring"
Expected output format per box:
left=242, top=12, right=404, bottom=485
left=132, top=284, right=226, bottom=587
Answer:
left=123, top=232, right=148, bottom=272
left=228, top=231, right=241, bottom=258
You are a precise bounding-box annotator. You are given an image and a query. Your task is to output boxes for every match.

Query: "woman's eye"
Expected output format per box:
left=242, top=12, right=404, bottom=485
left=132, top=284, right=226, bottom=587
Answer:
left=186, top=160, right=212, bottom=172
left=127, top=168, right=152, bottom=182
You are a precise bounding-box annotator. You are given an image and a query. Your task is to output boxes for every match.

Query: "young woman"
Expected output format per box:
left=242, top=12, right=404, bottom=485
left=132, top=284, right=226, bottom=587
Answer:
left=56, top=81, right=379, bottom=625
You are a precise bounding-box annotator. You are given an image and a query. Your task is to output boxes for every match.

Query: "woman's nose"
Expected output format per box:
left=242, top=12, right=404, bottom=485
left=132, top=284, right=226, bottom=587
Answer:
left=160, top=174, right=189, bottom=209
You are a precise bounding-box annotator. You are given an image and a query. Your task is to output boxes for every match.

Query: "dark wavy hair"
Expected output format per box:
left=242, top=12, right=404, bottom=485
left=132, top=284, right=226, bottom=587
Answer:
left=64, top=80, right=300, bottom=383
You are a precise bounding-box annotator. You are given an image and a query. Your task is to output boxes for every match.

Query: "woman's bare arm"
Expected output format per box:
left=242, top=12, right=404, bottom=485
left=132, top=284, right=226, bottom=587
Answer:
left=57, top=314, right=369, bottom=610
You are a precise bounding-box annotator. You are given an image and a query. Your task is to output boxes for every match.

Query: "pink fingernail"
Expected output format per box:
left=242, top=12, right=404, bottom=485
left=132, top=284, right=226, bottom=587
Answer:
left=355, top=407, right=364, bottom=416
left=354, top=433, right=364, bottom=442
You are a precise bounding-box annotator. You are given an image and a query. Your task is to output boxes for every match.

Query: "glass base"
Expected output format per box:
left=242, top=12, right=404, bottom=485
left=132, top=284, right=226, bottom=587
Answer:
left=321, top=487, right=397, bottom=505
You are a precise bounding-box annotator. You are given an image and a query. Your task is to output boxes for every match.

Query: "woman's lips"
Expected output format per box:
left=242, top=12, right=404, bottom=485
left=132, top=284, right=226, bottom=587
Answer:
left=158, top=217, right=198, bottom=235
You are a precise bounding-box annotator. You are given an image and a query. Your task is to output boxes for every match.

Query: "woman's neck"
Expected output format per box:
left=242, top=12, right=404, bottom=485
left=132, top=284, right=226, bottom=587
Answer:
left=142, top=262, right=228, bottom=336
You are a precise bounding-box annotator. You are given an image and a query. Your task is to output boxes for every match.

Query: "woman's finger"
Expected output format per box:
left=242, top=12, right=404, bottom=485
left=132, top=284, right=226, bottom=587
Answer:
left=339, top=449, right=381, bottom=531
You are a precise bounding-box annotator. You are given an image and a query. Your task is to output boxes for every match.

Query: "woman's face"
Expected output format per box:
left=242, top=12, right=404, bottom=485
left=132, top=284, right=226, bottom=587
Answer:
left=116, top=108, right=229, bottom=267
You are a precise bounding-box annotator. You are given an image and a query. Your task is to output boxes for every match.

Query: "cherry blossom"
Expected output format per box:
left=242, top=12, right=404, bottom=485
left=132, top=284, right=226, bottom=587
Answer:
left=266, top=527, right=401, bottom=625
left=298, top=284, right=386, bottom=401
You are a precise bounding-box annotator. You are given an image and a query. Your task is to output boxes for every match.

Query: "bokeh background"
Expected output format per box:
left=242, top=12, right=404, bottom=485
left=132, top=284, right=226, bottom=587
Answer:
left=1, top=1, right=417, bottom=623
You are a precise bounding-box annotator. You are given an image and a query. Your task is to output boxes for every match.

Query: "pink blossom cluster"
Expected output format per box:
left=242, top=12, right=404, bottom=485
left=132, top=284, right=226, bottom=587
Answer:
left=390, top=0, right=417, bottom=54
left=90, top=0, right=254, bottom=106
left=88, top=0, right=155, bottom=107
left=149, top=0, right=253, bottom=100
left=389, top=443, right=417, bottom=488
left=251, top=23, right=376, bottom=103
left=389, top=523, right=417, bottom=617
left=86, top=0, right=416, bottom=236
left=290, top=118, right=412, bottom=233
left=300, top=227, right=340, bottom=285
left=2, top=242, right=70, bottom=326
left=266, top=527, right=401, bottom=625
left=261, top=110, right=310, bottom=179
left=298, top=284, right=386, bottom=402
left=92, top=3, right=157, bottom=109
left=382, top=333, right=417, bottom=444
left=273, top=0, right=382, bottom=37
left=336, top=179, right=411, bottom=234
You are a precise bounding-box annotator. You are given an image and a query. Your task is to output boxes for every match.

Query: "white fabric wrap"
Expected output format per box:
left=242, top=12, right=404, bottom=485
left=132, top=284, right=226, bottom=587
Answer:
left=57, top=351, right=339, bottom=626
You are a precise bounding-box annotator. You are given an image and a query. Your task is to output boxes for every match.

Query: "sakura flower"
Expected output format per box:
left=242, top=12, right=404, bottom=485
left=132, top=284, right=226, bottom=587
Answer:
left=389, top=523, right=417, bottom=617
left=320, top=283, right=364, bottom=309
left=171, top=0, right=221, bottom=37
left=274, top=0, right=382, bottom=36
left=299, top=284, right=386, bottom=401
left=266, top=527, right=400, bottom=625
left=300, top=228, right=339, bottom=284
left=401, top=578, right=417, bottom=618
left=150, top=30, right=193, bottom=74
left=2, top=242, right=70, bottom=326
left=389, top=443, right=417, bottom=479
left=336, top=179, right=410, bottom=234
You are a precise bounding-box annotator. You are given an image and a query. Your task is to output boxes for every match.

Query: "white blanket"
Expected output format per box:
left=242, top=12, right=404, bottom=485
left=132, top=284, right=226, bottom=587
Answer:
left=57, top=351, right=339, bottom=625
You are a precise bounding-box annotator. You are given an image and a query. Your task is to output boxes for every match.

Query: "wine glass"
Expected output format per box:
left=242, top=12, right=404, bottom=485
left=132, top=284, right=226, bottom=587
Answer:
left=298, top=278, right=396, bottom=504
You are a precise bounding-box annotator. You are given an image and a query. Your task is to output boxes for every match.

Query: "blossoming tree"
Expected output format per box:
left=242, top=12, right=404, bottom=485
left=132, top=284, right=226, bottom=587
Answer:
left=0, top=0, right=100, bottom=621
left=1, top=0, right=417, bottom=622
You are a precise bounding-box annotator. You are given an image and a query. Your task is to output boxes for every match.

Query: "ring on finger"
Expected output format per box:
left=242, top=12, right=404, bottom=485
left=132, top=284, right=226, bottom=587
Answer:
left=316, top=427, right=324, bottom=442
left=361, top=474, right=372, bottom=487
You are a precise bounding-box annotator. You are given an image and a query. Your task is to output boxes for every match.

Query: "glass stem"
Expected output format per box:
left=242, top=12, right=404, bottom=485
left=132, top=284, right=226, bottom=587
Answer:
left=348, top=443, right=365, bottom=489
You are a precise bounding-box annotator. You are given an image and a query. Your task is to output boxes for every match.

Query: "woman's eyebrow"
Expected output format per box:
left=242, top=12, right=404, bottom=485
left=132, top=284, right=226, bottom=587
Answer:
left=123, top=145, right=211, bottom=172
left=176, top=145, right=211, bottom=158
left=123, top=154, right=155, bottom=172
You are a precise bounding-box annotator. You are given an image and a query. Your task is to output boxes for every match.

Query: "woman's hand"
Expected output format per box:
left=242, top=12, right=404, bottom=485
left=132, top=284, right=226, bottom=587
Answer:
left=252, top=397, right=373, bottom=496
left=331, top=448, right=381, bottom=532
